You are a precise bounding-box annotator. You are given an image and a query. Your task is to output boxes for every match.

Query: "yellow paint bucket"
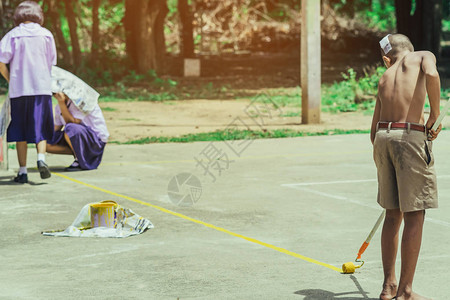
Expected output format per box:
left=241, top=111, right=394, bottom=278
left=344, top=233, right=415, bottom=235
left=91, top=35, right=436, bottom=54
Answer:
left=90, top=201, right=118, bottom=228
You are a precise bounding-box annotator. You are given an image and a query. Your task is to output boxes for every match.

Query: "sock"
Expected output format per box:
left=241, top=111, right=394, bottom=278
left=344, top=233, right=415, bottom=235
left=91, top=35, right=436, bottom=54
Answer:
left=71, top=160, right=80, bottom=167
left=37, top=153, right=45, bottom=162
left=19, top=166, right=27, bottom=175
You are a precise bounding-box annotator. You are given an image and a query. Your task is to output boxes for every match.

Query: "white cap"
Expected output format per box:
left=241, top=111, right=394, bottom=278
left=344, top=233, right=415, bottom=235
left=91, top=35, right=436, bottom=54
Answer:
left=379, top=34, right=392, bottom=55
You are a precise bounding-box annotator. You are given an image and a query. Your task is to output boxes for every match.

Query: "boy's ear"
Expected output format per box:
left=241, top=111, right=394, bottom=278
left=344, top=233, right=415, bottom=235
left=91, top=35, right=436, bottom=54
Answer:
left=382, top=56, right=392, bottom=68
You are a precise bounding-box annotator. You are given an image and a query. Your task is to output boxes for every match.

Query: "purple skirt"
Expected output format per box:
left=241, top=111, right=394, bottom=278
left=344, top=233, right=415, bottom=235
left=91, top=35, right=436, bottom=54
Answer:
left=7, top=95, right=54, bottom=144
left=49, top=123, right=106, bottom=170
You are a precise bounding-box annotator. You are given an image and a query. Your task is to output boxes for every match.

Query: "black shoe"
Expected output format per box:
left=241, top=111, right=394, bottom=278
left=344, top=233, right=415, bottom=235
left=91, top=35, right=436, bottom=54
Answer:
left=65, top=165, right=83, bottom=172
left=37, top=160, right=51, bottom=179
left=14, top=173, right=28, bottom=183
left=65, top=160, right=82, bottom=172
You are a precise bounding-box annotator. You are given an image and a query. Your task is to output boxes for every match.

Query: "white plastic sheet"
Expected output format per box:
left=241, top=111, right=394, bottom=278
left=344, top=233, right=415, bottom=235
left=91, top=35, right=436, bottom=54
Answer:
left=0, top=94, right=10, bottom=136
left=42, top=202, right=154, bottom=238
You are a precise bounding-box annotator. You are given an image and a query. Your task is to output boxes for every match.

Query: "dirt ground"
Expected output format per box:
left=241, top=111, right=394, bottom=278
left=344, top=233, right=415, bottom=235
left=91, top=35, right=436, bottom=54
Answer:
left=1, top=49, right=449, bottom=144
left=1, top=96, right=448, bottom=144
left=100, top=99, right=373, bottom=143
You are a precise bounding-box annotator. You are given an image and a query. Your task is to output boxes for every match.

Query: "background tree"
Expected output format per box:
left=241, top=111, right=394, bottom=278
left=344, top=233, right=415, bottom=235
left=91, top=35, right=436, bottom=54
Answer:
left=63, top=0, right=82, bottom=67
left=0, top=1, right=4, bottom=33
left=123, top=0, right=168, bottom=74
left=43, top=0, right=70, bottom=64
left=178, top=0, right=195, bottom=58
left=91, top=0, right=101, bottom=66
left=395, top=0, right=442, bottom=57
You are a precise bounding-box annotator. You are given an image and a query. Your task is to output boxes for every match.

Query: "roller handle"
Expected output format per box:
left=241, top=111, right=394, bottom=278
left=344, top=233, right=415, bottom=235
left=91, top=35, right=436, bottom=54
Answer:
left=356, top=210, right=386, bottom=260
left=428, top=98, right=450, bottom=137
left=356, top=242, right=369, bottom=260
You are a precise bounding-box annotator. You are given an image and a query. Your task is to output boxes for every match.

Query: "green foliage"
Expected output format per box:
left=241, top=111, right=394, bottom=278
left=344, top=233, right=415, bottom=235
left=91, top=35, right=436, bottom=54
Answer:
left=443, top=20, right=450, bottom=32
left=250, top=87, right=301, bottom=108
left=167, top=0, right=178, bottom=17
left=443, top=88, right=450, bottom=98
left=330, top=0, right=396, bottom=31
left=247, top=67, right=383, bottom=115
left=0, top=77, right=7, bottom=90
left=360, top=0, right=396, bottom=31
left=322, top=67, right=385, bottom=113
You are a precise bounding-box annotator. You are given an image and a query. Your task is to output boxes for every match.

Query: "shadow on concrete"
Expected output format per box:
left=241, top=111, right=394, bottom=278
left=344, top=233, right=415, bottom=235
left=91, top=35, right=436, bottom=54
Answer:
left=0, top=175, right=47, bottom=186
left=294, top=289, right=378, bottom=300
left=48, top=166, right=70, bottom=172
left=294, top=275, right=378, bottom=299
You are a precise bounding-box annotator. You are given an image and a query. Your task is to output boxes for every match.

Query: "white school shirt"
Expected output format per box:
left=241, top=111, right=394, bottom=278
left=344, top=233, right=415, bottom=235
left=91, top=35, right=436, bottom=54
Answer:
left=0, top=23, right=57, bottom=98
left=54, top=100, right=109, bottom=143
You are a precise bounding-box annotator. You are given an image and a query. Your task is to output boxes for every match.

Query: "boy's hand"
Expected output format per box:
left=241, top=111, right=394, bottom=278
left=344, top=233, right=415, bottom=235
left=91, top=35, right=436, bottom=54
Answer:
left=426, top=122, right=442, bottom=141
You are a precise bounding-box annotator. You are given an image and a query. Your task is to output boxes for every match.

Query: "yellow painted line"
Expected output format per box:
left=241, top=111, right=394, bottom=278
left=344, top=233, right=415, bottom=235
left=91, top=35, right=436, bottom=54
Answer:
left=102, top=149, right=370, bottom=167
left=53, top=172, right=343, bottom=273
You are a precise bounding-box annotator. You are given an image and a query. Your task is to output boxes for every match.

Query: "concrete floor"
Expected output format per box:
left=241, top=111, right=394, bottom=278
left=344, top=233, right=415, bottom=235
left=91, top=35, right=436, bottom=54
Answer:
left=1, top=132, right=450, bottom=299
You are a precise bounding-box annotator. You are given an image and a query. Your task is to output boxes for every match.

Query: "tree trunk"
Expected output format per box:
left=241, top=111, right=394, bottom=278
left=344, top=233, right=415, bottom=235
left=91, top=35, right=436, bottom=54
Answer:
left=424, top=0, right=442, bottom=57
left=178, top=0, right=195, bottom=58
left=395, top=0, right=441, bottom=57
left=123, top=0, right=140, bottom=70
left=444, top=0, right=450, bottom=19
left=91, top=0, right=101, bottom=66
left=394, top=0, right=413, bottom=39
left=44, top=0, right=70, bottom=64
left=0, top=1, right=4, bottom=31
left=124, top=0, right=168, bottom=74
left=155, top=0, right=168, bottom=73
left=64, top=0, right=82, bottom=67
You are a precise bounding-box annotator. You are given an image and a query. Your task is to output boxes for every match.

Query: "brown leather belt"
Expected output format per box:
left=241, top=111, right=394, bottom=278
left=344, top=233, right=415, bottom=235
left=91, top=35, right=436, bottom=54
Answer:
left=378, top=122, right=425, bottom=132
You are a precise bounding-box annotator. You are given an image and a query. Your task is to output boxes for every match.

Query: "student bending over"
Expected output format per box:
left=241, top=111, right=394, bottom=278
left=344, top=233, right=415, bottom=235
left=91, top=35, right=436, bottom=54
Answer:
left=47, top=92, right=109, bottom=171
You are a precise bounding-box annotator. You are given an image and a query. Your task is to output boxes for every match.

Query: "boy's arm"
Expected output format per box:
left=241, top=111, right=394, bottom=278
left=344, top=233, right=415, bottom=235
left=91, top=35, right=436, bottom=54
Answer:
left=0, top=62, right=9, bottom=83
left=53, top=92, right=81, bottom=125
left=370, top=95, right=381, bottom=144
left=422, top=52, right=441, bottom=140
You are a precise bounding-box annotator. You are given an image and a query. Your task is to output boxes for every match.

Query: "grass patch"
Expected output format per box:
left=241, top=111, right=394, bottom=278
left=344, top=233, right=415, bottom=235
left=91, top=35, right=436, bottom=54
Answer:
left=119, top=118, right=141, bottom=121
left=102, top=106, right=117, bottom=112
left=7, top=144, right=39, bottom=150
left=280, top=111, right=301, bottom=117
left=110, top=128, right=371, bottom=144
left=99, top=92, right=178, bottom=103
left=247, top=88, right=301, bottom=108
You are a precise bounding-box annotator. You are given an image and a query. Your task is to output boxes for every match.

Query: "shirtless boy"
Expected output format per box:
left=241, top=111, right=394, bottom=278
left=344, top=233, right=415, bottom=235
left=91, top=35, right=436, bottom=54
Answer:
left=371, top=34, right=441, bottom=300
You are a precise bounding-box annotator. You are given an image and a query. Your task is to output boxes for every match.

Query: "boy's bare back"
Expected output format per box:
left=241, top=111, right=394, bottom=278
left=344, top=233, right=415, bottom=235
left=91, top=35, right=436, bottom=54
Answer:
left=371, top=34, right=441, bottom=143
left=378, top=51, right=436, bottom=124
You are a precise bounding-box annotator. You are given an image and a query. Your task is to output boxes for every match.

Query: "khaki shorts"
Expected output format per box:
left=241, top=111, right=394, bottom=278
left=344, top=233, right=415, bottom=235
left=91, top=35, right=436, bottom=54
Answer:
left=373, top=124, right=438, bottom=212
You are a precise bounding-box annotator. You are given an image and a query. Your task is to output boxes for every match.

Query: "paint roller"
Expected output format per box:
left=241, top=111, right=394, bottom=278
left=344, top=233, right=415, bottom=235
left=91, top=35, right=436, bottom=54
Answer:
left=342, top=210, right=385, bottom=273
left=342, top=97, right=450, bottom=274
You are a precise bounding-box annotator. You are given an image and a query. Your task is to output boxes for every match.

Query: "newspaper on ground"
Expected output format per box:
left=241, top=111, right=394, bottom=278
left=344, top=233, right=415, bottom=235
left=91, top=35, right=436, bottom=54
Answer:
left=42, top=202, right=154, bottom=238
left=51, top=66, right=100, bottom=114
